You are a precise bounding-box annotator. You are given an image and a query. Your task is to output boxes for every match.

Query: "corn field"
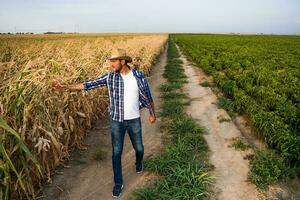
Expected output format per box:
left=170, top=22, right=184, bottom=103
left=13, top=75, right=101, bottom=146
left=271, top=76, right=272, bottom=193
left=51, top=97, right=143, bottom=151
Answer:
left=0, top=33, right=168, bottom=200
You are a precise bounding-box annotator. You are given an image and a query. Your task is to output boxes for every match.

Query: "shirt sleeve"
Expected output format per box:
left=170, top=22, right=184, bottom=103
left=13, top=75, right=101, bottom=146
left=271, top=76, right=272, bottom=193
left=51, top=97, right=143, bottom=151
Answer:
left=83, top=73, right=108, bottom=92
left=143, top=77, right=154, bottom=103
left=143, top=77, right=156, bottom=116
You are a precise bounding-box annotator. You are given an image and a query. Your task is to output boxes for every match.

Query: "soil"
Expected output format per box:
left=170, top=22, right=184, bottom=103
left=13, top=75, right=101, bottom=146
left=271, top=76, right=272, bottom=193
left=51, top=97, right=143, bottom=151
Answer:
left=178, top=45, right=261, bottom=200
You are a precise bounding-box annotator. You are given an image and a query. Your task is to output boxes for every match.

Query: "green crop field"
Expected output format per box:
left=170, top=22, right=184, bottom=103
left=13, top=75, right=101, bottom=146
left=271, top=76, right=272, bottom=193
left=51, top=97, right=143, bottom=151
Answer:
left=173, top=34, right=300, bottom=167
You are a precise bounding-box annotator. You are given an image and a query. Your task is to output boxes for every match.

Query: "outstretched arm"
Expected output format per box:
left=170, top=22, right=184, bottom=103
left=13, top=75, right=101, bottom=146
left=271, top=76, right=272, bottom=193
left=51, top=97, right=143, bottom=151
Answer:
left=52, top=80, right=84, bottom=91
left=82, top=73, right=108, bottom=92
left=52, top=73, right=108, bottom=92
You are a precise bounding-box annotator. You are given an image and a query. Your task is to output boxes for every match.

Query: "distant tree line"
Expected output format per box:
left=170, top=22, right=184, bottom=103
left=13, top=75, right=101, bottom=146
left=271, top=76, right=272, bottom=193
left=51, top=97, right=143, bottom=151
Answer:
left=0, top=32, right=79, bottom=35
left=0, top=32, right=34, bottom=35
left=43, top=32, right=78, bottom=34
left=43, top=32, right=64, bottom=34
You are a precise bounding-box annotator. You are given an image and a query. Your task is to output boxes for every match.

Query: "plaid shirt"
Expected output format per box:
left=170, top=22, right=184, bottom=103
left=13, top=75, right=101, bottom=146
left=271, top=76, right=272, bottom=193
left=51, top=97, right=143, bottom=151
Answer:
left=83, top=67, right=155, bottom=122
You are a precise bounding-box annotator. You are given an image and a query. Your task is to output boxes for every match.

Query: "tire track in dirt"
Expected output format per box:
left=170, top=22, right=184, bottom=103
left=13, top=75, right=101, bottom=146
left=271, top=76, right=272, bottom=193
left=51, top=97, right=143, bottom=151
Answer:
left=177, top=45, right=261, bottom=200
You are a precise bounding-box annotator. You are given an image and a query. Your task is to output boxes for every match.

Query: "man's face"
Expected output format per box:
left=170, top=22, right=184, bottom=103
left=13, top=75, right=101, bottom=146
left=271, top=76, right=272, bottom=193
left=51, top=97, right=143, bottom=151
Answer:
left=109, top=59, right=123, bottom=73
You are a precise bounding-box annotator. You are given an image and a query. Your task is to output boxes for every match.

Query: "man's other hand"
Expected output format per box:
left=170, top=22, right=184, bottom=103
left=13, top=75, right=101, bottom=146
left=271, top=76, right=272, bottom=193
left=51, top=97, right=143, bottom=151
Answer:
left=149, top=115, right=156, bottom=123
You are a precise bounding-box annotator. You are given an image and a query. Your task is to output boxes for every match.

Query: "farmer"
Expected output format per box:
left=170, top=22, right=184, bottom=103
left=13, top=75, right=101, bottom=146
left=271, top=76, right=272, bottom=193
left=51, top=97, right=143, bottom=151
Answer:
left=52, top=48, right=156, bottom=198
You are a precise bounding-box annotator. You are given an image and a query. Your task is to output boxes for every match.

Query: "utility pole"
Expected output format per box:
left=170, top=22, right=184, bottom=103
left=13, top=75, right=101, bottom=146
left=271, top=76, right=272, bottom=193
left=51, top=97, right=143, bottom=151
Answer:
left=74, top=24, right=79, bottom=33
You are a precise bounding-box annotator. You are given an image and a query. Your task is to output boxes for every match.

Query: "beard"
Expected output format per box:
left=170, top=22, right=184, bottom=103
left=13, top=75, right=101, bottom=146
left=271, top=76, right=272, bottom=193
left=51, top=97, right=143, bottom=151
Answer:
left=114, top=63, right=122, bottom=73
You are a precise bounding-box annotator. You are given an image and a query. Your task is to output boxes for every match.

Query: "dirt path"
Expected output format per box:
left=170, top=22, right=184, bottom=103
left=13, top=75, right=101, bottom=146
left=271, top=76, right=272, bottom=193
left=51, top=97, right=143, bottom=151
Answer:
left=39, top=46, right=167, bottom=200
left=177, top=45, right=261, bottom=200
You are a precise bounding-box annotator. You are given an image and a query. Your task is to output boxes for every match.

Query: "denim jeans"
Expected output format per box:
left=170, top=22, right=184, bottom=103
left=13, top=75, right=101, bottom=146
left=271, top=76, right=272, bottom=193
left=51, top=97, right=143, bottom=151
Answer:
left=110, top=116, right=144, bottom=186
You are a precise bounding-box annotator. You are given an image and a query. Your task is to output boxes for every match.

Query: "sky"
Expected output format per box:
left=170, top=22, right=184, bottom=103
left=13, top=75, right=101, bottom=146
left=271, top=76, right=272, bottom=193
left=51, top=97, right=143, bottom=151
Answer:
left=0, top=0, right=299, bottom=34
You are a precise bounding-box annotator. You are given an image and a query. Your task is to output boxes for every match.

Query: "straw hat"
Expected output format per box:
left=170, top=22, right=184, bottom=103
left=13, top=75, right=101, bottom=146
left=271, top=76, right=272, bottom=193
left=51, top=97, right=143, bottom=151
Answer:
left=108, top=48, right=132, bottom=63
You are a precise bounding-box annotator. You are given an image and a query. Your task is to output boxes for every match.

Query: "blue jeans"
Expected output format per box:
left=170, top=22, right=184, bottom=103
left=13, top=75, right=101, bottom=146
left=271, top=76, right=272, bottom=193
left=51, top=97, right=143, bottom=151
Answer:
left=110, top=116, right=144, bottom=186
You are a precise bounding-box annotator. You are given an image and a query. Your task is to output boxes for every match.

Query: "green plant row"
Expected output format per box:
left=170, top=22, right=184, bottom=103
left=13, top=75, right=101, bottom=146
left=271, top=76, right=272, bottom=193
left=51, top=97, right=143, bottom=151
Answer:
left=172, top=34, right=300, bottom=168
left=132, top=37, right=214, bottom=200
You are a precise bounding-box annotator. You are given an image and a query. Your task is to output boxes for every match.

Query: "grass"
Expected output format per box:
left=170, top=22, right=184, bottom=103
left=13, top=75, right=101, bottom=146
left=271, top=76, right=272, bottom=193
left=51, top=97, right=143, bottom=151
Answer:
left=228, top=137, right=251, bottom=151
left=161, top=91, right=186, bottom=100
left=216, top=96, right=236, bottom=117
left=159, top=99, right=185, bottom=118
left=217, top=115, right=231, bottom=123
left=93, top=147, right=107, bottom=161
left=131, top=38, right=214, bottom=200
left=159, top=82, right=183, bottom=92
left=199, top=81, right=212, bottom=87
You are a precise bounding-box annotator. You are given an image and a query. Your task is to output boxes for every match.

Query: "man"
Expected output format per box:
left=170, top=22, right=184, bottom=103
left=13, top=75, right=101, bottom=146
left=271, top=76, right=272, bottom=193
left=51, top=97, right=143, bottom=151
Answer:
left=52, top=48, right=156, bottom=198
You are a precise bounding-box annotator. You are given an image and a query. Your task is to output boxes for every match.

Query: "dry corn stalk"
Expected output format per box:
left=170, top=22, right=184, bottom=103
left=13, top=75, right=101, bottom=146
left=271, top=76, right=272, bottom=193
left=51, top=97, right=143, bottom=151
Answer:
left=0, top=33, right=168, bottom=199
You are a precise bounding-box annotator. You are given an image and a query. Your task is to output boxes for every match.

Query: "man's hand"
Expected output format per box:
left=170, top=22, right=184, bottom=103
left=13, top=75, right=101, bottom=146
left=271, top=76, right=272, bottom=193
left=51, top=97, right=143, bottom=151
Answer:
left=52, top=79, right=65, bottom=90
left=149, top=115, right=156, bottom=123
left=51, top=79, right=84, bottom=91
